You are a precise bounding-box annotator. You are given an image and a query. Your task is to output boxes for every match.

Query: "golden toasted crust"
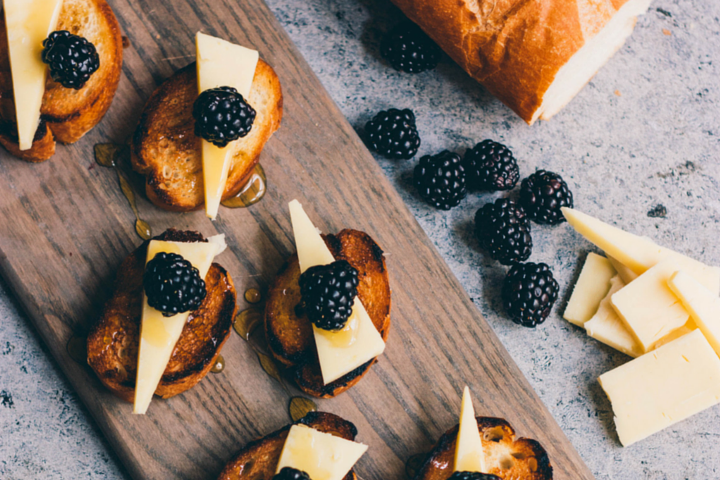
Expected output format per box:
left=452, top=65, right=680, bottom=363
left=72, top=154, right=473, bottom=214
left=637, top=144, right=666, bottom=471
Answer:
left=390, top=0, right=638, bottom=124
left=265, top=229, right=391, bottom=398
left=0, top=0, right=123, bottom=161
left=87, top=229, right=237, bottom=402
left=415, top=417, right=553, bottom=480
left=131, top=60, right=282, bottom=212
left=217, top=412, right=357, bottom=480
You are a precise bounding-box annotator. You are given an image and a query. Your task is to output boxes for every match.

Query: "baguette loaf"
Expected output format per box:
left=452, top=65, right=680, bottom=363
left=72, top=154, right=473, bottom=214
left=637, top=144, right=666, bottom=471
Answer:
left=391, top=0, right=652, bottom=124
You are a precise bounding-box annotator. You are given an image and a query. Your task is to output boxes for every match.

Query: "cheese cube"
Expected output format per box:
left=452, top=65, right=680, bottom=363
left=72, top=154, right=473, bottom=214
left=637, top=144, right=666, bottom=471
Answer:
left=564, top=253, right=616, bottom=327
left=289, top=200, right=385, bottom=384
left=610, top=259, right=689, bottom=352
left=585, top=276, right=643, bottom=358
left=669, top=271, right=720, bottom=356
left=562, top=208, right=720, bottom=293
left=276, top=424, right=367, bottom=480
left=599, top=330, right=720, bottom=446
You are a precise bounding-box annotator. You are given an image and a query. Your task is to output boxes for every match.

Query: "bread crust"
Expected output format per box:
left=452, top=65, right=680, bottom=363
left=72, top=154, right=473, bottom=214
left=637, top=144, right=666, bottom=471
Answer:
left=390, top=0, right=634, bottom=124
left=217, top=412, right=357, bottom=480
left=131, top=60, right=282, bottom=212
left=415, top=417, right=553, bottom=480
left=0, top=0, right=123, bottom=161
left=265, top=229, right=391, bottom=398
left=87, top=229, right=237, bottom=402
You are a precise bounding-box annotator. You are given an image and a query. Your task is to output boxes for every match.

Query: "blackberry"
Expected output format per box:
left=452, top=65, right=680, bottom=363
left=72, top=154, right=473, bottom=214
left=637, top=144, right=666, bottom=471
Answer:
left=502, top=262, right=559, bottom=327
left=273, top=467, right=312, bottom=480
left=414, top=150, right=467, bottom=210
left=448, top=472, right=502, bottom=480
left=381, top=22, right=441, bottom=73
left=143, top=252, right=207, bottom=317
left=365, top=108, right=420, bottom=159
left=41, top=31, right=100, bottom=89
left=474, top=199, right=532, bottom=265
left=519, top=170, right=573, bottom=225
left=299, top=260, right=359, bottom=331
left=192, top=87, right=255, bottom=147
left=463, top=140, right=519, bottom=191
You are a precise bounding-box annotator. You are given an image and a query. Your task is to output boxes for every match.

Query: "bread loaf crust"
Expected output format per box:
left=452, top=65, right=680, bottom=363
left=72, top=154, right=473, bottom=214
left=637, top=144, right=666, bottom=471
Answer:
left=390, top=0, right=637, bottom=123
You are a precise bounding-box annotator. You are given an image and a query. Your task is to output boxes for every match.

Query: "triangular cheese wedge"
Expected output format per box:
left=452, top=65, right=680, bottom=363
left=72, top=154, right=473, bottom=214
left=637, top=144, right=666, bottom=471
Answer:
left=454, top=386, right=486, bottom=473
left=288, top=200, right=385, bottom=384
left=4, top=0, right=64, bottom=150
left=133, top=235, right=226, bottom=414
left=562, top=208, right=720, bottom=293
left=276, top=424, right=367, bottom=480
left=195, top=32, right=259, bottom=219
left=669, top=270, right=720, bottom=356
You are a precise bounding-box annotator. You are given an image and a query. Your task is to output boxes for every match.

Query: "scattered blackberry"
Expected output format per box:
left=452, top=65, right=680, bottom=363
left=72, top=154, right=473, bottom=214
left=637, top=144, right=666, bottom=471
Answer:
left=143, top=252, right=207, bottom=317
left=414, top=150, right=467, bottom=210
left=474, top=199, right=532, bottom=265
left=365, top=108, right=420, bottom=159
left=192, top=87, right=255, bottom=147
left=448, top=472, right=502, bottom=480
left=381, top=22, right=441, bottom=73
left=463, top=140, right=519, bottom=191
left=299, top=260, right=359, bottom=331
left=273, top=467, right=312, bottom=480
left=502, top=262, right=559, bottom=327
left=41, top=31, right=100, bottom=89
left=519, top=170, right=573, bottom=225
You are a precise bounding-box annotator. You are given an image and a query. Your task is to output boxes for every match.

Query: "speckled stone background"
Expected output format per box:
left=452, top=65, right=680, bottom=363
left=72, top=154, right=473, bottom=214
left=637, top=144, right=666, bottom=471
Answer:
left=2, top=0, right=719, bottom=478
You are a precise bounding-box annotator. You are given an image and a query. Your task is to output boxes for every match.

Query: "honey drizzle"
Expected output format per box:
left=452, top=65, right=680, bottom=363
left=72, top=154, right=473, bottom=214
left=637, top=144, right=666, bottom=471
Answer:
left=405, top=453, right=427, bottom=480
left=210, top=354, right=225, bottom=373
left=244, top=288, right=261, bottom=304
left=221, top=164, right=267, bottom=208
left=235, top=289, right=317, bottom=421
left=66, top=335, right=87, bottom=364
left=289, top=396, right=317, bottom=422
left=94, top=143, right=152, bottom=240
left=233, top=307, right=263, bottom=341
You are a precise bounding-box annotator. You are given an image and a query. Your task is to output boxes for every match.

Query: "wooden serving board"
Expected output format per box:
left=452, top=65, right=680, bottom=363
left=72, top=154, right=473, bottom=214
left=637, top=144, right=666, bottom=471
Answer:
left=0, top=0, right=595, bottom=479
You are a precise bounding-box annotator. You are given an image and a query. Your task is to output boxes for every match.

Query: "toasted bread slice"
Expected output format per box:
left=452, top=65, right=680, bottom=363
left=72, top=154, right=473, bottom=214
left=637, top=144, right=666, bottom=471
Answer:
left=0, top=0, right=123, bottom=162
left=415, top=417, right=553, bottom=480
left=218, top=411, right=357, bottom=480
left=265, top=229, right=391, bottom=398
left=87, top=229, right=237, bottom=402
left=131, top=59, right=282, bottom=212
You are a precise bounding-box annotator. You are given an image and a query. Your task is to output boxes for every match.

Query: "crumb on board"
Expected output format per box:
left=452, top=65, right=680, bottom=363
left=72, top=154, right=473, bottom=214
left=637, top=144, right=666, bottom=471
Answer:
left=614, top=90, right=622, bottom=97
left=663, top=29, right=672, bottom=36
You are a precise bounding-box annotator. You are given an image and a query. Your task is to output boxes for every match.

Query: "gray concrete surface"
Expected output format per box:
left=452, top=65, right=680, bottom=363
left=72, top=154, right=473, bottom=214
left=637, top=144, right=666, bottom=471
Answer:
left=2, top=0, right=720, bottom=478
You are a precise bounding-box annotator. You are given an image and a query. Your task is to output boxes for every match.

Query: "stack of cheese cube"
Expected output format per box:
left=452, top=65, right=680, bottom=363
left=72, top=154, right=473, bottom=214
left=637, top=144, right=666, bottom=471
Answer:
left=562, top=208, right=720, bottom=447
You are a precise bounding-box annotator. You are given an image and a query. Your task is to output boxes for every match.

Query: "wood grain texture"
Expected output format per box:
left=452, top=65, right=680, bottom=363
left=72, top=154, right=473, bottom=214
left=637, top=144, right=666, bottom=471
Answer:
left=0, top=1, right=595, bottom=479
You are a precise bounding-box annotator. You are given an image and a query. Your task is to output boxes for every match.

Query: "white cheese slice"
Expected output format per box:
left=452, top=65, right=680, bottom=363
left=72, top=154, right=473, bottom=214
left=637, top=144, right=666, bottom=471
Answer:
left=3, top=0, right=63, bottom=150
left=585, top=276, right=643, bottom=358
left=454, top=386, right=486, bottom=473
left=599, top=330, right=720, bottom=446
left=669, top=271, right=720, bottom=356
left=289, top=200, right=386, bottom=384
left=562, top=208, right=720, bottom=294
left=610, top=259, right=689, bottom=352
left=133, top=235, right=225, bottom=414
left=564, top=253, right=616, bottom=327
left=195, top=32, right=259, bottom=220
left=275, top=424, right=367, bottom=480
left=607, top=255, right=638, bottom=284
